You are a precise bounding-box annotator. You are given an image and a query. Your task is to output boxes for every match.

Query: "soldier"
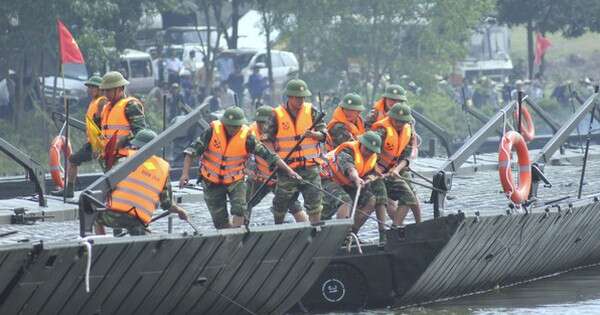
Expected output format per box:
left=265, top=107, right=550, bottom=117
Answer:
left=247, top=106, right=308, bottom=222
left=179, top=107, right=301, bottom=229
left=100, top=71, right=147, bottom=164
left=371, top=103, right=421, bottom=226
left=325, top=93, right=366, bottom=151
left=265, top=79, right=327, bottom=224
left=321, top=132, right=382, bottom=235
left=95, top=129, right=189, bottom=236
left=366, top=84, right=408, bottom=128
left=51, top=75, right=108, bottom=197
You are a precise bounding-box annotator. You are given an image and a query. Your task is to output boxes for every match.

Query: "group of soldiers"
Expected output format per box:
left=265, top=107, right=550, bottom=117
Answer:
left=53, top=70, right=421, bottom=243
left=178, top=78, right=421, bottom=243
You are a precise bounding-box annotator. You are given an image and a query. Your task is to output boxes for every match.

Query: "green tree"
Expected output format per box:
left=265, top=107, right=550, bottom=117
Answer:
left=497, top=0, right=600, bottom=78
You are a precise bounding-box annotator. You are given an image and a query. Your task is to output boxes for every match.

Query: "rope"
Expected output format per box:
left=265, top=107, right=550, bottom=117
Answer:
left=299, top=178, right=391, bottom=228
left=78, top=235, right=112, bottom=293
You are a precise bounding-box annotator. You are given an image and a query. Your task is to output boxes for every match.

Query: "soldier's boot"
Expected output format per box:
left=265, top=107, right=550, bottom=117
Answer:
left=231, top=215, right=245, bottom=227
left=50, top=183, right=74, bottom=198
left=292, top=210, right=308, bottom=223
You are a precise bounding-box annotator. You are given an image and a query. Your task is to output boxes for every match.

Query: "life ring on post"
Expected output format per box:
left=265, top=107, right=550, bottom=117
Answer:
left=49, top=135, right=72, bottom=188
left=513, top=105, right=535, bottom=142
left=498, top=131, right=531, bottom=204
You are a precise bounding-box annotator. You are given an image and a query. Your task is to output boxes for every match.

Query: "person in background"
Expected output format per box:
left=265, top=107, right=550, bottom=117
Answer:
left=166, top=49, right=183, bottom=84
left=247, top=64, right=268, bottom=110
left=179, top=69, right=195, bottom=107
left=226, top=65, right=245, bottom=105
left=167, top=83, right=189, bottom=121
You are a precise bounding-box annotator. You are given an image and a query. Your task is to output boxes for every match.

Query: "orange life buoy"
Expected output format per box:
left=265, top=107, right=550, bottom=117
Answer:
left=49, top=136, right=72, bottom=188
left=498, top=131, right=531, bottom=204
left=514, top=105, right=535, bottom=142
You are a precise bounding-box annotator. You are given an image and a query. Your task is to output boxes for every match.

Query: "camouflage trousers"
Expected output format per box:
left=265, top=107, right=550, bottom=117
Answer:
left=272, top=166, right=323, bottom=219
left=96, top=211, right=147, bottom=236
left=201, top=178, right=247, bottom=229
left=246, top=178, right=303, bottom=220
left=383, top=170, right=418, bottom=207
left=321, top=179, right=375, bottom=220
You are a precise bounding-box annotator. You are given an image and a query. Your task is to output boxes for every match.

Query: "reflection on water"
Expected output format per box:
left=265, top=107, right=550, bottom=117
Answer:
left=387, top=265, right=600, bottom=315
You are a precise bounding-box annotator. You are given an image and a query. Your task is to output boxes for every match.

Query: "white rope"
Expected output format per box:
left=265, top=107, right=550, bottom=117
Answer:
left=79, top=235, right=112, bottom=293
left=345, top=232, right=363, bottom=255
left=58, top=121, right=67, bottom=137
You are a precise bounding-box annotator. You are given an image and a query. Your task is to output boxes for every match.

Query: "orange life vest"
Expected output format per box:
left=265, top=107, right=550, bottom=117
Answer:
left=200, top=120, right=249, bottom=185
left=248, top=122, right=276, bottom=186
left=329, top=141, right=377, bottom=186
left=274, top=103, right=323, bottom=169
left=325, top=107, right=366, bottom=151
left=101, top=96, right=141, bottom=156
left=108, top=151, right=170, bottom=225
left=86, top=95, right=107, bottom=144
left=372, top=99, right=388, bottom=123
left=371, top=117, right=412, bottom=172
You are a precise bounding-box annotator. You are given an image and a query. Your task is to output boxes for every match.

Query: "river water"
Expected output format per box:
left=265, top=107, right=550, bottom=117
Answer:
left=361, top=265, right=600, bottom=315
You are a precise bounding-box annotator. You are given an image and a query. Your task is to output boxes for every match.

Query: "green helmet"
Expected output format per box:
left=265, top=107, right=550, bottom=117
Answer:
left=221, top=106, right=247, bottom=126
left=100, top=71, right=129, bottom=90
left=388, top=103, right=413, bottom=123
left=130, top=129, right=157, bottom=148
left=285, top=79, right=312, bottom=97
left=84, top=75, right=103, bottom=87
left=339, top=93, right=365, bottom=111
left=383, top=84, right=407, bottom=101
left=359, top=131, right=382, bottom=154
left=255, top=105, right=273, bottom=123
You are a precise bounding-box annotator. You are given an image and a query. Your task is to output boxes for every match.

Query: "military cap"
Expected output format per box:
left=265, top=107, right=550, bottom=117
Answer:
left=84, top=75, right=103, bottom=87
left=359, top=131, right=382, bottom=154
left=383, top=84, right=407, bottom=101
left=340, top=93, right=365, bottom=111
left=388, top=103, right=413, bottom=123
left=130, top=129, right=157, bottom=148
left=100, top=71, right=129, bottom=90
left=221, top=106, right=247, bottom=126
left=255, top=105, right=273, bottom=123
left=285, top=79, right=312, bottom=97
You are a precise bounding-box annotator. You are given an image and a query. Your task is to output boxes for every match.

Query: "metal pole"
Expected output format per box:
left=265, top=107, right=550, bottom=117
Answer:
left=63, top=68, right=69, bottom=203
left=517, top=90, right=523, bottom=135
left=568, top=83, right=584, bottom=152
left=350, top=185, right=361, bottom=220
left=578, top=102, right=597, bottom=199
left=461, top=86, right=477, bottom=165
left=162, top=95, right=167, bottom=159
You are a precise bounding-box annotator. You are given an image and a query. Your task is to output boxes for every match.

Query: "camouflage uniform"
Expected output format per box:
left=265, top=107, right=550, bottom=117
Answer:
left=266, top=107, right=327, bottom=220
left=184, top=127, right=279, bottom=228
left=321, top=148, right=375, bottom=219
left=373, top=127, right=418, bottom=207
left=96, top=182, right=174, bottom=235
left=328, top=123, right=355, bottom=149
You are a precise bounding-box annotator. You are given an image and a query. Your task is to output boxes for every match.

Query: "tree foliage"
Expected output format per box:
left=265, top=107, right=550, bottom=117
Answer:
left=497, top=0, right=600, bottom=37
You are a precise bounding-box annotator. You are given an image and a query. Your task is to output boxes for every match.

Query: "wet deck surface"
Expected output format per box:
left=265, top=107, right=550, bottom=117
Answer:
left=1, top=145, right=599, bottom=246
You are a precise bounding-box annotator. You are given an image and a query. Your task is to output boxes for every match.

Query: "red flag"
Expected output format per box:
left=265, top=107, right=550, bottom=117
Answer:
left=57, top=19, right=84, bottom=64
left=534, top=32, right=551, bottom=65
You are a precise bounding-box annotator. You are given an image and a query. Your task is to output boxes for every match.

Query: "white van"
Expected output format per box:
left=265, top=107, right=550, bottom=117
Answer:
left=105, top=49, right=155, bottom=95
left=215, top=49, right=299, bottom=93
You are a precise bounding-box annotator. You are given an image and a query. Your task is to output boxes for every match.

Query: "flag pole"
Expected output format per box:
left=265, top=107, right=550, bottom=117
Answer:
left=60, top=43, right=70, bottom=203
